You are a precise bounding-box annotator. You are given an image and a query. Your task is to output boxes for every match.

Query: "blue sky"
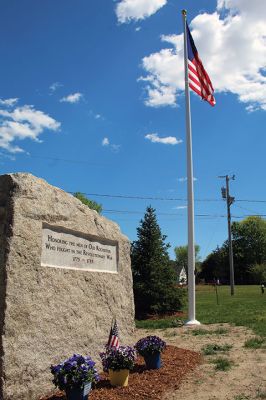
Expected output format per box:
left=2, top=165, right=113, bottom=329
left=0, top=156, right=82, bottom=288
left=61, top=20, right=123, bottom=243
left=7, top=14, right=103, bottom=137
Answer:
left=0, top=0, right=266, bottom=260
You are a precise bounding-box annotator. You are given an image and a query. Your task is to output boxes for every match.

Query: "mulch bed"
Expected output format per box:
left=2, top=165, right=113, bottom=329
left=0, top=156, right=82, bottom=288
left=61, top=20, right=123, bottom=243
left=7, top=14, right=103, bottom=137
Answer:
left=40, top=346, right=201, bottom=400
left=145, top=311, right=186, bottom=320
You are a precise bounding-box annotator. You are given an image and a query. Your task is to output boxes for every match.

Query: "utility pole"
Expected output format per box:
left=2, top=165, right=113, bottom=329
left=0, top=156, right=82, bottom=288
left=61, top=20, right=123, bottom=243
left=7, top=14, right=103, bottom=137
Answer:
left=219, top=175, right=235, bottom=296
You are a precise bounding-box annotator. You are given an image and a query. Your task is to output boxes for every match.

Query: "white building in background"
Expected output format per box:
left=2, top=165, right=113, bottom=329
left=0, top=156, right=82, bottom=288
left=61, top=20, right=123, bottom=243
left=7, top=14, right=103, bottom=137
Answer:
left=178, top=267, right=187, bottom=285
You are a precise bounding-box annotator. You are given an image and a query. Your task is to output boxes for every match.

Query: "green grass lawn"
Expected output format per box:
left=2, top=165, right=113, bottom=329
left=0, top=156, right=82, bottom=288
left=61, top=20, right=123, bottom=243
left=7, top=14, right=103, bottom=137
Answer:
left=136, top=285, right=266, bottom=337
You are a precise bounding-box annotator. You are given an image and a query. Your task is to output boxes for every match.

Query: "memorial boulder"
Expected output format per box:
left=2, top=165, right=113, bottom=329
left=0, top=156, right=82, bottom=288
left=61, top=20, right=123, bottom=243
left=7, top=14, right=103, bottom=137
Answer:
left=0, top=173, right=135, bottom=400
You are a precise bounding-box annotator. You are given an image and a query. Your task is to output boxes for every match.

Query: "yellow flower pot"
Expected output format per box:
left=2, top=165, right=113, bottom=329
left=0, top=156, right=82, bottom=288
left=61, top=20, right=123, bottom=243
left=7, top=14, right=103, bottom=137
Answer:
left=109, top=369, right=129, bottom=387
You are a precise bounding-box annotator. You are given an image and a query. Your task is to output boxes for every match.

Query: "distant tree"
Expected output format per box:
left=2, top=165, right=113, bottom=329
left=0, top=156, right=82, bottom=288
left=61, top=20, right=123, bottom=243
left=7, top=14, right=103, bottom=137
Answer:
left=248, top=264, right=266, bottom=284
left=200, top=217, right=266, bottom=284
left=174, top=244, right=201, bottom=278
left=74, top=192, right=102, bottom=214
left=168, top=260, right=180, bottom=283
left=231, top=216, right=266, bottom=283
left=131, top=206, right=185, bottom=318
left=199, top=245, right=228, bottom=283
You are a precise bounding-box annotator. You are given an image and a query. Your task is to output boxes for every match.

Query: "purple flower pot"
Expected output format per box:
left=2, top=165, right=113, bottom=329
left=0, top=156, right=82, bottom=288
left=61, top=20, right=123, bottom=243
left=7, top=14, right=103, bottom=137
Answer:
left=65, top=382, right=91, bottom=400
left=144, top=352, right=161, bottom=369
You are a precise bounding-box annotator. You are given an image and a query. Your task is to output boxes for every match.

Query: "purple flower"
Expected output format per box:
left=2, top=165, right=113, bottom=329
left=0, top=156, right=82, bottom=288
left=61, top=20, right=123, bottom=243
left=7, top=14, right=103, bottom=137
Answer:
left=100, top=345, right=137, bottom=372
left=135, top=336, right=166, bottom=356
left=51, top=354, right=99, bottom=390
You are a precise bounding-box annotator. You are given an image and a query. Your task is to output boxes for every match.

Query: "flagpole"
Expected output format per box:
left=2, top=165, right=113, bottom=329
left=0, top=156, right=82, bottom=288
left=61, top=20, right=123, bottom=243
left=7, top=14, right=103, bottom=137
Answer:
left=182, top=9, right=200, bottom=326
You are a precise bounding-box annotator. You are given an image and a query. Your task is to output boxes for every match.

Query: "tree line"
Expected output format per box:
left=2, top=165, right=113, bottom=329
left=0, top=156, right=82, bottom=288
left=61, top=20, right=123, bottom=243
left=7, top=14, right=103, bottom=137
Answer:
left=75, top=193, right=266, bottom=318
left=200, top=216, right=266, bottom=285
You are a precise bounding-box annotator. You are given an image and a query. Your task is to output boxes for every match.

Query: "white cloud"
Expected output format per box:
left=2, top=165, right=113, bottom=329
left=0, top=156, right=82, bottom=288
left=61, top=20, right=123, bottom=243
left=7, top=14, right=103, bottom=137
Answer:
left=60, top=92, right=83, bottom=104
left=49, top=82, right=63, bottom=93
left=110, top=144, right=121, bottom=153
left=178, top=177, right=197, bottom=182
left=140, top=1, right=266, bottom=110
left=0, top=104, right=60, bottom=153
left=89, top=110, right=104, bottom=120
left=173, top=205, right=187, bottom=210
left=102, top=137, right=109, bottom=146
left=145, top=133, right=182, bottom=145
left=135, top=26, right=141, bottom=32
left=116, top=0, right=167, bottom=23
left=0, top=98, right=18, bottom=107
left=101, top=137, right=121, bottom=152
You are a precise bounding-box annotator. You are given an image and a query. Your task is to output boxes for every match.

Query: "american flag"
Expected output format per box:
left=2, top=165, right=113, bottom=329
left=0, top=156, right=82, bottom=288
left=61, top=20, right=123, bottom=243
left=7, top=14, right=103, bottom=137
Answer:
left=186, top=22, right=215, bottom=107
left=107, top=319, right=119, bottom=349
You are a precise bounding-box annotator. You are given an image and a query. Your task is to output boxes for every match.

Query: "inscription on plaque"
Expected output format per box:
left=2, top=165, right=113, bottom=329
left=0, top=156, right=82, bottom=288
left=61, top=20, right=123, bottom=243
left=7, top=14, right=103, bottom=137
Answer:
left=41, top=224, right=118, bottom=273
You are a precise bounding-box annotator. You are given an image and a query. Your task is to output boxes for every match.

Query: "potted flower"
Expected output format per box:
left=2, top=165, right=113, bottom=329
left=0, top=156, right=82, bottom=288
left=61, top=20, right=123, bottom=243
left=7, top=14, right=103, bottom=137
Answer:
left=100, top=345, right=136, bottom=387
left=50, top=353, right=99, bottom=400
left=135, top=335, right=166, bottom=369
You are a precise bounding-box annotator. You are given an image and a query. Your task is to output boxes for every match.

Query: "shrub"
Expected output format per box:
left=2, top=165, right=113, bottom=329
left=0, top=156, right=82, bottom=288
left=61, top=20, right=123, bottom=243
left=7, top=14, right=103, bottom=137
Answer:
left=74, top=192, right=102, bottom=214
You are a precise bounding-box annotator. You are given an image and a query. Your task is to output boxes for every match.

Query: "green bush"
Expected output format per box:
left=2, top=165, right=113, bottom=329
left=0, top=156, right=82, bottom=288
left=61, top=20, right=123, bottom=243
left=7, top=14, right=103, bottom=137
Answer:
left=74, top=192, right=102, bottom=214
left=131, top=206, right=186, bottom=318
left=248, top=264, right=266, bottom=284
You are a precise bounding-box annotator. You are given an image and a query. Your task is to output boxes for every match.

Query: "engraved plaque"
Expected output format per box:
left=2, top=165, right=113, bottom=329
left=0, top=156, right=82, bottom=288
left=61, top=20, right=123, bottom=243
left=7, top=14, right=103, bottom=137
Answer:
left=41, top=224, right=118, bottom=273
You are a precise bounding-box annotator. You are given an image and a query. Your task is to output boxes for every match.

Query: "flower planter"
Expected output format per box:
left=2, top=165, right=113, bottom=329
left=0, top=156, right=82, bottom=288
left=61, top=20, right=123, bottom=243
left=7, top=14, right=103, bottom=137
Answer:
left=100, top=346, right=136, bottom=385
left=65, top=382, right=92, bottom=400
left=135, top=335, right=166, bottom=370
left=109, top=369, right=129, bottom=387
left=144, top=352, right=161, bottom=369
left=51, top=354, right=99, bottom=399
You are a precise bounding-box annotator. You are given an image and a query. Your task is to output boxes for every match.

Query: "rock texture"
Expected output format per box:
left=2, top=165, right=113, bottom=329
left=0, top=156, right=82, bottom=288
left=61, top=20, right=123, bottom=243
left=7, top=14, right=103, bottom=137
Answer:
left=0, top=173, right=135, bottom=400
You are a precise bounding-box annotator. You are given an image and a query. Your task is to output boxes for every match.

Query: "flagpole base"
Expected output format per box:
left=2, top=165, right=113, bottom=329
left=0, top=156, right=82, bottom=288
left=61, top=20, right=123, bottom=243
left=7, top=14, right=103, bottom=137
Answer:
left=184, top=319, right=201, bottom=326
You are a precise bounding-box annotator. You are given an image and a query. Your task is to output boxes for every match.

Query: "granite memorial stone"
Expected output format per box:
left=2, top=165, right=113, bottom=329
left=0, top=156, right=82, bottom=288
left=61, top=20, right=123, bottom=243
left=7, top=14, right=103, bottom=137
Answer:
left=0, top=173, right=135, bottom=400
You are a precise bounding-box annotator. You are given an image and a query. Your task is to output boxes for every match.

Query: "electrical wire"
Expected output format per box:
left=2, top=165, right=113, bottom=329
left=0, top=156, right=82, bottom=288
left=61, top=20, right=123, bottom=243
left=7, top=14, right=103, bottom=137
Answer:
left=17, top=154, right=266, bottom=204
left=68, top=191, right=266, bottom=204
left=234, top=204, right=263, bottom=215
left=27, top=155, right=104, bottom=166
left=102, top=209, right=266, bottom=218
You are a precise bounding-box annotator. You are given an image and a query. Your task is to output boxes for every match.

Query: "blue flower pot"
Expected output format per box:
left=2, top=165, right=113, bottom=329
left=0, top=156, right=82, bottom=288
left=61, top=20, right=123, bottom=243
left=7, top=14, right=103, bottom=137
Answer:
left=65, top=382, right=92, bottom=400
left=144, top=352, right=161, bottom=369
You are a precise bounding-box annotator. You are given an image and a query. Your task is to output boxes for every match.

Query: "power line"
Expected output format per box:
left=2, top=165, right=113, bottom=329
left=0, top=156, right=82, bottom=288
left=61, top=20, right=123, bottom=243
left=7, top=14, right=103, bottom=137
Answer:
left=236, top=199, right=266, bottom=203
left=234, top=204, right=263, bottom=215
left=69, top=191, right=266, bottom=203
left=27, top=155, right=104, bottom=166
left=103, top=209, right=227, bottom=217
left=69, top=192, right=187, bottom=201
left=102, top=209, right=266, bottom=218
left=232, top=214, right=266, bottom=218
left=14, top=153, right=266, bottom=204
left=201, top=217, right=220, bottom=259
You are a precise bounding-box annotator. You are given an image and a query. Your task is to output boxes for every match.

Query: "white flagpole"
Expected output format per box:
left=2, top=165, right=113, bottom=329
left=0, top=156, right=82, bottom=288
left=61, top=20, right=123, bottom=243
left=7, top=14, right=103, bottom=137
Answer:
left=182, top=9, right=200, bottom=325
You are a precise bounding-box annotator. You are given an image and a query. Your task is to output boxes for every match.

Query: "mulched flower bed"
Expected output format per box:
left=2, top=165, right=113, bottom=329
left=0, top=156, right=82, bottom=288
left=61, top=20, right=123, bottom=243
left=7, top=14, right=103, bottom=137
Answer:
left=40, top=345, right=201, bottom=400
left=146, top=311, right=186, bottom=320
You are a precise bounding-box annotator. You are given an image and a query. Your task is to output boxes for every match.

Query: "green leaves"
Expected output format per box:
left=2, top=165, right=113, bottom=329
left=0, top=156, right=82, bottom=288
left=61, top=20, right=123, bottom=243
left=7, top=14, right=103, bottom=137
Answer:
left=201, top=216, right=266, bottom=284
left=74, top=192, right=102, bottom=214
left=131, top=206, right=185, bottom=318
left=174, top=244, right=201, bottom=279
